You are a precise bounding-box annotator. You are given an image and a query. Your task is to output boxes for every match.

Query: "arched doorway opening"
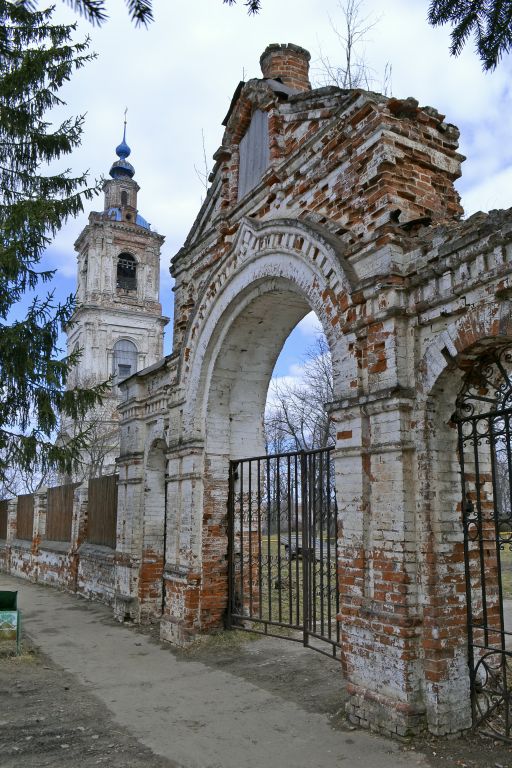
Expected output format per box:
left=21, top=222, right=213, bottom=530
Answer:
left=161, top=219, right=358, bottom=650
left=199, top=285, right=340, bottom=655
left=264, top=311, right=335, bottom=454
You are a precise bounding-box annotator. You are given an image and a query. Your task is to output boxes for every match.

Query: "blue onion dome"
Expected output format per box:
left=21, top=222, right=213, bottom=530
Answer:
left=110, top=158, right=135, bottom=179
left=109, top=123, right=135, bottom=179
left=116, top=137, right=131, bottom=160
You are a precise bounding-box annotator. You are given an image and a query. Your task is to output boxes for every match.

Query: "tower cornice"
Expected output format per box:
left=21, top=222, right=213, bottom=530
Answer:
left=74, top=217, right=165, bottom=251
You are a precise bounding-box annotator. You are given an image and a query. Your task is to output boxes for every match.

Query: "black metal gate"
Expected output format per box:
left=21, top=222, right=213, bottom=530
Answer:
left=455, top=348, right=512, bottom=741
left=227, top=446, right=340, bottom=657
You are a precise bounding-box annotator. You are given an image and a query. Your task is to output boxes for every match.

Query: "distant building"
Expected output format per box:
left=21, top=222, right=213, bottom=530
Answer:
left=61, top=128, right=168, bottom=478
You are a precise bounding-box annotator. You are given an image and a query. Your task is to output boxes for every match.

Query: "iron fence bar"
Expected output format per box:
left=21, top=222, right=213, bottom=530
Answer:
left=294, top=452, right=300, bottom=627
left=248, top=459, right=253, bottom=618
left=277, top=455, right=282, bottom=623
left=489, top=416, right=507, bottom=650
left=266, top=454, right=272, bottom=622
left=308, top=451, right=313, bottom=634
left=240, top=461, right=245, bottom=620
left=301, top=450, right=309, bottom=647
left=496, top=415, right=511, bottom=738
left=326, top=452, right=332, bottom=639
left=311, top=451, right=317, bottom=634
left=319, top=448, right=325, bottom=638
left=500, top=413, right=512, bottom=737
left=287, top=453, right=293, bottom=627
left=227, top=461, right=237, bottom=630
left=257, top=458, right=263, bottom=620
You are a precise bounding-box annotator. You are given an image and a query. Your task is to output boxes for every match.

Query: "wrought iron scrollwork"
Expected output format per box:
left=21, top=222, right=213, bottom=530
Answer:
left=455, top=347, right=512, bottom=421
left=472, top=652, right=512, bottom=737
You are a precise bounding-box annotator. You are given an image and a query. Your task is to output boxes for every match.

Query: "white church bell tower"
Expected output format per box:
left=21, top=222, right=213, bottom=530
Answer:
left=63, top=124, right=168, bottom=477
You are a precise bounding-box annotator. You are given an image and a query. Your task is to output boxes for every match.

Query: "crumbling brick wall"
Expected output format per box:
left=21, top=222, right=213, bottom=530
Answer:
left=116, top=43, right=512, bottom=738
left=0, top=481, right=118, bottom=607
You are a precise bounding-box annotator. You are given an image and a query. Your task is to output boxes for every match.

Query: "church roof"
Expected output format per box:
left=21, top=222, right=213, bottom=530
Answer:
left=105, top=206, right=151, bottom=230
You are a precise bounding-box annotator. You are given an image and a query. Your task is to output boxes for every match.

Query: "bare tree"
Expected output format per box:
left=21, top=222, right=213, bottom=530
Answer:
left=265, top=334, right=335, bottom=453
left=315, top=0, right=392, bottom=95
left=0, top=458, right=58, bottom=499
left=263, top=333, right=336, bottom=535
left=194, top=128, right=211, bottom=203
left=60, top=400, right=120, bottom=482
left=0, top=399, right=118, bottom=498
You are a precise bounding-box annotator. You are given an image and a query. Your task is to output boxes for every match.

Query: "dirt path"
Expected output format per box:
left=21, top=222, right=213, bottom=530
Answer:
left=2, top=574, right=512, bottom=767
left=0, top=642, right=179, bottom=767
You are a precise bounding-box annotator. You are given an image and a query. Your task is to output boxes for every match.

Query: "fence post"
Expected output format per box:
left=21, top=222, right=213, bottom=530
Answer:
left=33, top=488, right=47, bottom=554
left=4, top=499, right=17, bottom=573
left=70, top=483, right=88, bottom=593
left=71, top=483, right=88, bottom=550
left=30, top=489, right=47, bottom=581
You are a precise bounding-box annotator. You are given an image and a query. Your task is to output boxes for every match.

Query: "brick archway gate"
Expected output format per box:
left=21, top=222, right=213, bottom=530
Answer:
left=159, top=218, right=356, bottom=650
left=115, top=43, right=512, bottom=739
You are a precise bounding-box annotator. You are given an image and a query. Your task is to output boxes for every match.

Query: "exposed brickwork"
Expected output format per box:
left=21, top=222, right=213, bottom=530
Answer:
left=3, top=41, right=512, bottom=742
left=0, top=482, right=117, bottom=607
left=95, top=43, right=512, bottom=739
left=260, top=43, right=311, bottom=92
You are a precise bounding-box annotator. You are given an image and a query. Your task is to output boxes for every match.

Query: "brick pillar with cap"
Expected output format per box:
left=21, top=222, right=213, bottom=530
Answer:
left=260, top=43, right=311, bottom=92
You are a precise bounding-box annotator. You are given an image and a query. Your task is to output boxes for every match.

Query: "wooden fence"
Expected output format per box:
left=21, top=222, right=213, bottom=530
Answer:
left=0, top=500, right=7, bottom=540
left=45, top=484, right=76, bottom=542
left=87, top=474, right=118, bottom=548
left=16, top=494, right=34, bottom=541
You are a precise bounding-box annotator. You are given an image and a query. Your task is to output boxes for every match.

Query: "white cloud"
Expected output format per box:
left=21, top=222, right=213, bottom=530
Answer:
left=461, top=164, right=512, bottom=218
left=45, top=0, right=512, bottom=257
left=297, top=312, right=323, bottom=337
left=34, top=0, right=512, bottom=370
left=266, top=371, right=306, bottom=410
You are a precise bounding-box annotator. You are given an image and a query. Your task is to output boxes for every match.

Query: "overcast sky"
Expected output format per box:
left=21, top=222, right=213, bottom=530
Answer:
left=43, top=0, right=512, bottom=375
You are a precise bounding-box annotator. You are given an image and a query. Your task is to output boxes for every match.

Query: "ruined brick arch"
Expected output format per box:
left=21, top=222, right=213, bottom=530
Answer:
left=419, top=311, right=512, bottom=543
left=415, top=313, right=512, bottom=733
left=180, top=217, right=358, bottom=444
left=167, top=219, right=360, bottom=637
left=419, top=301, right=512, bottom=398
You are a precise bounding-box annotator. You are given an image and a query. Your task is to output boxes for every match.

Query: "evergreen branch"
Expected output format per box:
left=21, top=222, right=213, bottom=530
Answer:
left=428, top=0, right=512, bottom=70
left=0, top=0, right=105, bottom=483
left=223, top=0, right=262, bottom=13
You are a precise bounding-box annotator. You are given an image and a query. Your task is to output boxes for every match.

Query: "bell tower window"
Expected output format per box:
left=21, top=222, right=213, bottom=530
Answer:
left=117, top=252, right=137, bottom=292
left=121, top=190, right=128, bottom=206
left=113, top=339, right=138, bottom=381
